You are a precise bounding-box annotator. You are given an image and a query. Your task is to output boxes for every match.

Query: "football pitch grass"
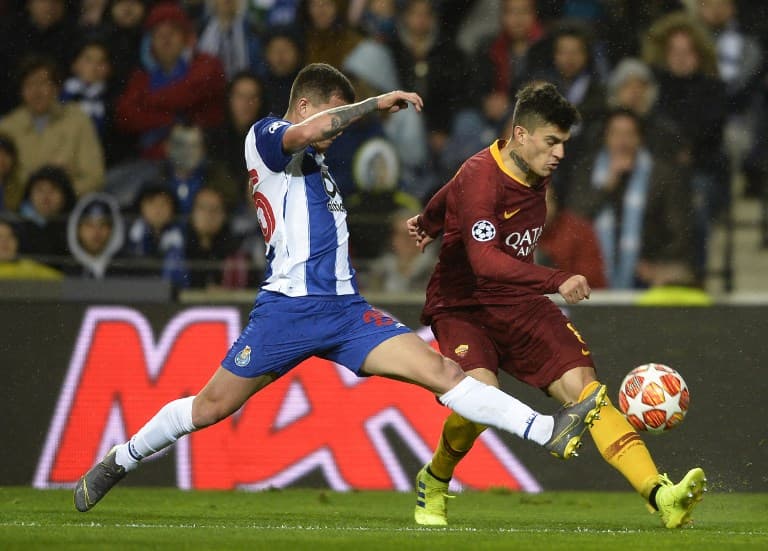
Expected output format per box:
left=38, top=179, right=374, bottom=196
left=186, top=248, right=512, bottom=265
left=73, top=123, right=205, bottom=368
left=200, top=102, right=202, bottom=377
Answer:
left=1, top=487, right=766, bottom=550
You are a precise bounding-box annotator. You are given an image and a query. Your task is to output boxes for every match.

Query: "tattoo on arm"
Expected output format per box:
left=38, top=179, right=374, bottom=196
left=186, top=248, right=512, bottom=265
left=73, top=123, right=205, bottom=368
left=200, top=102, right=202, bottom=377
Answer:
left=319, top=98, right=378, bottom=139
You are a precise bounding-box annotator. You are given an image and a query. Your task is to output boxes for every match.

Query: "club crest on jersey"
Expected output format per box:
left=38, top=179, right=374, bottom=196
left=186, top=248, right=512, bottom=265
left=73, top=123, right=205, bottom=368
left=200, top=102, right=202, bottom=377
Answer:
left=471, top=220, right=496, bottom=242
left=235, top=345, right=252, bottom=367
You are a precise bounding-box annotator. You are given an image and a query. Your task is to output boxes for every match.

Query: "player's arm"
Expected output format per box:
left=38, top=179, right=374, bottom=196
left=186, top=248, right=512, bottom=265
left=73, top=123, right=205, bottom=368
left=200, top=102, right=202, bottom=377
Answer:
left=455, top=172, right=575, bottom=295
left=282, top=91, right=424, bottom=153
left=407, top=167, right=460, bottom=251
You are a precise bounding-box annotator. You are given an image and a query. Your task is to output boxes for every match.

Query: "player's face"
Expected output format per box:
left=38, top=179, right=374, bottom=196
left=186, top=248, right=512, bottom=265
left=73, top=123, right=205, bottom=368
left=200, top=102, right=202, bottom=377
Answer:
left=305, top=94, right=349, bottom=152
left=518, top=124, right=569, bottom=177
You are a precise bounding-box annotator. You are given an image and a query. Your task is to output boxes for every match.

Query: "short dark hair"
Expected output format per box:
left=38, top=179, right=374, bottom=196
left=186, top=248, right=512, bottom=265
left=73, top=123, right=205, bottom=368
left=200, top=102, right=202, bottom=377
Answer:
left=17, top=55, right=62, bottom=88
left=511, top=82, right=581, bottom=132
left=288, top=63, right=355, bottom=110
left=603, top=107, right=645, bottom=140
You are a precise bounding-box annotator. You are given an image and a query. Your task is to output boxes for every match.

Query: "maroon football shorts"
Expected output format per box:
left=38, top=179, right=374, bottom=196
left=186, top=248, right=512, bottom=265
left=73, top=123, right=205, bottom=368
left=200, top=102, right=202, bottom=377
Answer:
left=431, top=296, right=596, bottom=392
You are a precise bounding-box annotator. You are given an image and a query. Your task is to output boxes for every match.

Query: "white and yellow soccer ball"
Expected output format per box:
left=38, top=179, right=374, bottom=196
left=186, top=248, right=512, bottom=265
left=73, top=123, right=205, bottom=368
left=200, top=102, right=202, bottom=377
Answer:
left=618, top=363, right=690, bottom=434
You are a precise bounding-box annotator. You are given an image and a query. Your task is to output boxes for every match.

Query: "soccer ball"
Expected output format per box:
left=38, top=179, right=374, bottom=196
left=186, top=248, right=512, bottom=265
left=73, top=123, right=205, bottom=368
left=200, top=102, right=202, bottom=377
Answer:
left=617, top=363, right=689, bottom=434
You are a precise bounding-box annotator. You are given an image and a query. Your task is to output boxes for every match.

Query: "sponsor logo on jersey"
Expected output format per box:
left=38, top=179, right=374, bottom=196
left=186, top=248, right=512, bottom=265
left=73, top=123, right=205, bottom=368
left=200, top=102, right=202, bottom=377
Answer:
left=471, top=220, right=496, bottom=242
left=235, top=345, right=252, bottom=367
left=504, top=225, right=544, bottom=257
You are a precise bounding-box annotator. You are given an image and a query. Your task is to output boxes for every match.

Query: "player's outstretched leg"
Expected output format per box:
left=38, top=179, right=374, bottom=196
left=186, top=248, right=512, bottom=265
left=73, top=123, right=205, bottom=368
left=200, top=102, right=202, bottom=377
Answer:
left=74, top=446, right=126, bottom=512
left=544, top=382, right=607, bottom=459
left=652, top=467, right=707, bottom=528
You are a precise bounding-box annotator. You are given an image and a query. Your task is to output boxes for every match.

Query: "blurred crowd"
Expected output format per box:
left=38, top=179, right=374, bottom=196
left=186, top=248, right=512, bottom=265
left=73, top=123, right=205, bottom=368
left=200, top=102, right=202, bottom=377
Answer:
left=1, top=0, right=767, bottom=294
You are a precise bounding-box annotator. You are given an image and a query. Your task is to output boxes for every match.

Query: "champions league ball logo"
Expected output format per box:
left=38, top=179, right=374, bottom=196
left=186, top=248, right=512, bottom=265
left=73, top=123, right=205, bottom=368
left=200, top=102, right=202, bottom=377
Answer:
left=471, top=220, right=496, bottom=242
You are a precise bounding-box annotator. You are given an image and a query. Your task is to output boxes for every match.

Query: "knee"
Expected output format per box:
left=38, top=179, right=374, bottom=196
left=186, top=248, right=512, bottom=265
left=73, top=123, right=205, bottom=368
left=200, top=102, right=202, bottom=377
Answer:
left=191, top=394, right=232, bottom=428
left=432, top=356, right=465, bottom=392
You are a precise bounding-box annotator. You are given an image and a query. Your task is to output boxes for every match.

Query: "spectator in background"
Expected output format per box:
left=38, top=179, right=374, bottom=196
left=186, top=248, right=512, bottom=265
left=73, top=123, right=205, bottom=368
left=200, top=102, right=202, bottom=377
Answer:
left=207, top=70, right=268, bottom=192
left=605, top=58, right=686, bottom=166
left=246, top=0, right=300, bottom=33
left=349, top=0, right=398, bottom=45
left=344, top=137, right=420, bottom=261
left=61, top=40, right=112, bottom=141
left=17, top=165, right=76, bottom=266
left=78, top=0, right=110, bottom=32
left=342, top=39, right=432, bottom=200
left=0, top=218, right=62, bottom=280
left=0, top=135, right=24, bottom=213
left=66, top=192, right=125, bottom=278
left=695, top=0, right=763, bottom=110
left=0, top=0, right=79, bottom=113
left=537, top=186, right=607, bottom=289
left=567, top=109, right=696, bottom=289
left=0, top=56, right=105, bottom=197
left=298, top=0, right=362, bottom=69
left=635, top=260, right=713, bottom=306
left=391, top=0, right=469, bottom=150
left=162, top=123, right=240, bottom=213
left=261, top=28, right=303, bottom=117
left=476, top=0, right=542, bottom=113
left=365, top=208, right=436, bottom=293
left=97, top=0, right=147, bottom=93
left=532, top=23, right=606, bottom=129
left=183, top=186, right=245, bottom=289
left=441, top=0, right=543, bottom=184
left=115, top=2, right=225, bottom=159
left=125, top=183, right=186, bottom=286
left=198, top=0, right=264, bottom=80
left=643, top=11, right=728, bottom=276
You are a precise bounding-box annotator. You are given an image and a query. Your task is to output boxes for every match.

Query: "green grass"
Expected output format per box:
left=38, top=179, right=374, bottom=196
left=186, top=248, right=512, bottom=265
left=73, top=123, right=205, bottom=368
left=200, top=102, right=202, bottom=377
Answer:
left=1, top=487, right=766, bottom=550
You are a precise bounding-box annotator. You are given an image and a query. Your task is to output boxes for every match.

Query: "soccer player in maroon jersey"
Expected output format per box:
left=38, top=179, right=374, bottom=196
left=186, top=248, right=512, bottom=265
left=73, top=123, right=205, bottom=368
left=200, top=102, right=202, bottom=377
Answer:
left=407, top=82, right=706, bottom=528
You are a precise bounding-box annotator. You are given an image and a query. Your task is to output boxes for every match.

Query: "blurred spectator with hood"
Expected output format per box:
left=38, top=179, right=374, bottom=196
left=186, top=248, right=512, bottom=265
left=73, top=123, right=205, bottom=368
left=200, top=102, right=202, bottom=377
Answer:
left=115, top=1, right=226, bottom=159
left=66, top=192, right=125, bottom=278
left=0, top=56, right=105, bottom=197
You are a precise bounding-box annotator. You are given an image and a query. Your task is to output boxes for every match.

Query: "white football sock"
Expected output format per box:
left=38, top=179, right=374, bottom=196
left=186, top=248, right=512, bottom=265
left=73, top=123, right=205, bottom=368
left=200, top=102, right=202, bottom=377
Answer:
left=438, top=377, right=554, bottom=445
left=115, top=396, right=197, bottom=471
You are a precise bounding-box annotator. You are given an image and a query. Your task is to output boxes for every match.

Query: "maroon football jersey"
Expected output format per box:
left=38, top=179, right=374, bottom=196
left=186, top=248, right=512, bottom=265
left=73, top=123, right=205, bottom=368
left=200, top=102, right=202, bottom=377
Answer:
left=420, top=140, right=573, bottom=324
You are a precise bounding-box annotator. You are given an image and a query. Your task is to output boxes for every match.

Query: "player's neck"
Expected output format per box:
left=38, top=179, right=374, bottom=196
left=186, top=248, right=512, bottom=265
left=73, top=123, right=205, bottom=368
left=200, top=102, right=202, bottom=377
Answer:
left=503, top=143, right=543, bottom=187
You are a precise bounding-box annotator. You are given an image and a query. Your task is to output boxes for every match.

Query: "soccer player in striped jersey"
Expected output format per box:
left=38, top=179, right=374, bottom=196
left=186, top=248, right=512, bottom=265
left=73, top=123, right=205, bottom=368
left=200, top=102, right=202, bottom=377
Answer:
left=73, top=64, right=606, bottom=513
left=408, top=82, right=706, bottom=528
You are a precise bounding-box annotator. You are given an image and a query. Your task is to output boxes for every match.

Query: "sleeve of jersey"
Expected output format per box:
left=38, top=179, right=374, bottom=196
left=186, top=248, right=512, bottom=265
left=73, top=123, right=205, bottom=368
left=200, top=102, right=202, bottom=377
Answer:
left=419, top=171, right=455, bottom=237
left=455, top=171, right=573, bottom=294
left=252, top=118, right=293, bottom=173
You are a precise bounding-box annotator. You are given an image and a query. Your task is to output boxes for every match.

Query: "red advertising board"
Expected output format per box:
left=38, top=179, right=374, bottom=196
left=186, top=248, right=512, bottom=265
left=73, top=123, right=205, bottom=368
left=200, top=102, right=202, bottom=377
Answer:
left=34, top=306, right=540, bottom=492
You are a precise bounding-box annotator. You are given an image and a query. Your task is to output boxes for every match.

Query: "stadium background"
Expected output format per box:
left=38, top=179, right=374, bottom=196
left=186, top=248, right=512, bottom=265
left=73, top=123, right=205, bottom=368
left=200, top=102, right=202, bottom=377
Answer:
left=2, top=297, right=765, bottom=493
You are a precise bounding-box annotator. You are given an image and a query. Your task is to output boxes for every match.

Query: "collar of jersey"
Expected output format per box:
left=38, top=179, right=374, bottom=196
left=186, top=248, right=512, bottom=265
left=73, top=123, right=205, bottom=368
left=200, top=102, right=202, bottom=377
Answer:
left=490, top=140, right=530, bottom=188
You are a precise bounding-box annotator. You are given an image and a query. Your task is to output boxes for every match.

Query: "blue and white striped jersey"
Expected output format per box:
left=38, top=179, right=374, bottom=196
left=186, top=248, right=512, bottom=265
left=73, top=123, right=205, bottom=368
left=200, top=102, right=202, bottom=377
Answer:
left=245, top=116, right=358, bottom=296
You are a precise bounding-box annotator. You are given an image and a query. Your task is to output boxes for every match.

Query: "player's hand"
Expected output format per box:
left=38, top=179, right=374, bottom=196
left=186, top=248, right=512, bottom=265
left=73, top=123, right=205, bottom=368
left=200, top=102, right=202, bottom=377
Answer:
left=406, top=215, right=433, bottom=252
left=558, top=275, right=591, bottom=304
left=376, top=91, right=423, bottom=113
